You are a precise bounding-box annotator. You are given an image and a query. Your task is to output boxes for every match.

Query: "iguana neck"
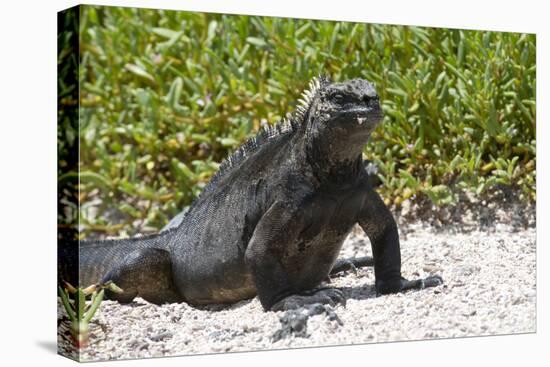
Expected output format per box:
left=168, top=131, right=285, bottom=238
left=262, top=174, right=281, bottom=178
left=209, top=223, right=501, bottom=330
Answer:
left=303, top=128, right=365, bottom=185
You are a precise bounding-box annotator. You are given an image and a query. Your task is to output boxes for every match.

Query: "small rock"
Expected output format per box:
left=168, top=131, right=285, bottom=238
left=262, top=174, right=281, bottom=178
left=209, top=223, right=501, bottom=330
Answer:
left=457, top=264, right=481, bottom=276
left=423, top=264, right=443, bottom=273
left=150, top=331, right=173, bottom=342
left=512, top=296, right=524, bottom=305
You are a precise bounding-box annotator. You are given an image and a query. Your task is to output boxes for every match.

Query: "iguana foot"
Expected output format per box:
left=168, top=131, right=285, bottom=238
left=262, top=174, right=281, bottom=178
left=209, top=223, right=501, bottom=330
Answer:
left=376, top=275, right=444, bottom=296
left=272, top=303, right=343, bottom=342
left=270, top=287, right=346, bottom=311
left=330, top=256, right=374, bottom=276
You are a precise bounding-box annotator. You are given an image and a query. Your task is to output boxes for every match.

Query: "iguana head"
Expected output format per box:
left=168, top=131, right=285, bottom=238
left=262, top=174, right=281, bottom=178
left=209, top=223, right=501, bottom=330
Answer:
left=301, top=77, right=383, bottom=167
left=199, top=77, right=383, bottom=193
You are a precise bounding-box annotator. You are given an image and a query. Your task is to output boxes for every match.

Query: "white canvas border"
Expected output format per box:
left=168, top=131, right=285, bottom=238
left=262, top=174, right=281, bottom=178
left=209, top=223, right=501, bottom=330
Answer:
left=0, top=0, right=545, bottom=366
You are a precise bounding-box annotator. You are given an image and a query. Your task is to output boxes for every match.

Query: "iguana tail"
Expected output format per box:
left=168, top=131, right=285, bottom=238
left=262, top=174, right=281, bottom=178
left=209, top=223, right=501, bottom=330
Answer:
left=58, top=228, right=177, bottom=287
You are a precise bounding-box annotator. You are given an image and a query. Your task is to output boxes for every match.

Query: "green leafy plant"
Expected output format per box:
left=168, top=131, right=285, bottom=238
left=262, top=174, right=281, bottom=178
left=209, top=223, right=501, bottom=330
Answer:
left=58, top=280, right=123, bottom=348
left=76, top=6, right=535, bottom=237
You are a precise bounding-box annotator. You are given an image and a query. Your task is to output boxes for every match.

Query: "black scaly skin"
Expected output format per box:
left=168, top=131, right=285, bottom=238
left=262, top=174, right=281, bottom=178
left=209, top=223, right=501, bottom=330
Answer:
left=58, top=77, right=443, bottom=311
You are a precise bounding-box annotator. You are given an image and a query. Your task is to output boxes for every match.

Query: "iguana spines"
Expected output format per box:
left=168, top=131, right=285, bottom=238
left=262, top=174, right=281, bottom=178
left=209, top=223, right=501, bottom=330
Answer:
left=198, top=75, right=330, bottom=199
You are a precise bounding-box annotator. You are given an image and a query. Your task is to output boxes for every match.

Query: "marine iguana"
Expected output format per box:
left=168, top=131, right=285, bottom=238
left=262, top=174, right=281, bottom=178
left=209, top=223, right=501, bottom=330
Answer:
left=59, top=76, right=443, bottom=311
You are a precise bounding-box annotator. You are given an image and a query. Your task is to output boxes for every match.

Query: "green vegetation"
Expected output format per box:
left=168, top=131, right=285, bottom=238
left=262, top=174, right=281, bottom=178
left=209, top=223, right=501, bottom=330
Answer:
left=75, top=5, right=536, bottom=236
left=58, top=7, right=80, bottom=237
left=59, top=280, right=123, bottom=348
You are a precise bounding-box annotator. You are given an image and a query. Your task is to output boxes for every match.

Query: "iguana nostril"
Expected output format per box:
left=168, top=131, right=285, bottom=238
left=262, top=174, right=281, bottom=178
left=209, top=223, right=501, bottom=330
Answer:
left=363, top=95, right=375, bottom=104
left=364, top=95, right=379, bottom=107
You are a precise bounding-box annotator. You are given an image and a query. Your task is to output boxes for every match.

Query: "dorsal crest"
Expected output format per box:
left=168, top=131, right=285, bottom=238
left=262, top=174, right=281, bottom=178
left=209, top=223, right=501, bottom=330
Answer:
left=192, top=75, right=330, bottom=199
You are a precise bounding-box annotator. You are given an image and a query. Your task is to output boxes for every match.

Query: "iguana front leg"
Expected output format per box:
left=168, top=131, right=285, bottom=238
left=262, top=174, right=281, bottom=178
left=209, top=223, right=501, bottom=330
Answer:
left=245, top=201, right=345, bottom=311
left=358, top=188, right=443, bottom=295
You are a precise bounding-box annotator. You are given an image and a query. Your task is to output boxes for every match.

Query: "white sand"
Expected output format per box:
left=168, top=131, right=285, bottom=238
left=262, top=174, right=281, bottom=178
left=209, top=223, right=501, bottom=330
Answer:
left=58, top=207, right=536, bottom=362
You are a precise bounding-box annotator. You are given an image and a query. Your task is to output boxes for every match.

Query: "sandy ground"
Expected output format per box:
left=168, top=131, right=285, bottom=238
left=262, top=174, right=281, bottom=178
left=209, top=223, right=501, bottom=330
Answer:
left=58, top=205, right=536, bottom=362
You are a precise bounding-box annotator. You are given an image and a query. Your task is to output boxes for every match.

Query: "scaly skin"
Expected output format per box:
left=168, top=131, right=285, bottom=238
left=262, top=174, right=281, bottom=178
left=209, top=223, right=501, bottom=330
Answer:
left=58, top=76, right=443, bottom=311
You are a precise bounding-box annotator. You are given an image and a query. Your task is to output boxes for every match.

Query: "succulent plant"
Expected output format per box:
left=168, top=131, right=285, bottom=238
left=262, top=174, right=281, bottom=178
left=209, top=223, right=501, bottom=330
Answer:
left=58, top=280, right=123, bottom=348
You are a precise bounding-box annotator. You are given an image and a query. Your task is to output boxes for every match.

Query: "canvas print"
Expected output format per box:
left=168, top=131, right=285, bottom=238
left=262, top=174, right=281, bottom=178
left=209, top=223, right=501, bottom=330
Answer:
left=57, top=4, right=536, bottom=362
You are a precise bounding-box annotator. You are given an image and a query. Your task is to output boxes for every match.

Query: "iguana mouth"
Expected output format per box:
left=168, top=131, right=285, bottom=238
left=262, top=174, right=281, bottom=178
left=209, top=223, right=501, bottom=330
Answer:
left=335, top=106, right=383, bottom=125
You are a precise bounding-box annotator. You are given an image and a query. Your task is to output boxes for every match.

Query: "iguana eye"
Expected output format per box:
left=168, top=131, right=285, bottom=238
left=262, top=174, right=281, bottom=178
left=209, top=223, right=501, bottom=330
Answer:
left=331, top=93, right=345, bottom=103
